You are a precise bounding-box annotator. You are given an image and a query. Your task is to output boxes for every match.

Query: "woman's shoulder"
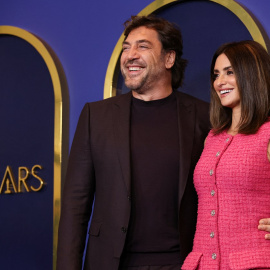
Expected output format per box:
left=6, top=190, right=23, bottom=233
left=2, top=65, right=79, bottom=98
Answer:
left=204, top=129, right=227, bottom=145
left=207, top=129, right=227, bottom=139
left=258, top=118, right=270, bottom=133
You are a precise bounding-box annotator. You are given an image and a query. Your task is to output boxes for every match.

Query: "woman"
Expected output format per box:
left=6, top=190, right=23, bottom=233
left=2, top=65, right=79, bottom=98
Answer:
left=182, top=40, right=270, bottom=269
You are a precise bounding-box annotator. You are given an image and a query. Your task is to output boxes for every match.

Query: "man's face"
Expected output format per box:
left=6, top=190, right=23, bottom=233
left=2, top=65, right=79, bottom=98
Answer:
left=120, top=26, right=170, bottom=94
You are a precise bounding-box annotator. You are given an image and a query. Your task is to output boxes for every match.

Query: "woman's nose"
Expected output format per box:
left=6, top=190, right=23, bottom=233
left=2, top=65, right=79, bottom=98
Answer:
left=216, top=74, right=226, bottom=86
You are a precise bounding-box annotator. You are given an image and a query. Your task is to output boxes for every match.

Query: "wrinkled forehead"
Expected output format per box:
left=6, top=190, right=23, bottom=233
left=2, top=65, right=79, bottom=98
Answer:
left=124, top=26, right=160, bottom=44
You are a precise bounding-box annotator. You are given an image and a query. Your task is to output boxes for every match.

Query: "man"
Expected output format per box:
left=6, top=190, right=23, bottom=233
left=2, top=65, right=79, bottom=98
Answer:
left=56, top=15, right=270, bottom=270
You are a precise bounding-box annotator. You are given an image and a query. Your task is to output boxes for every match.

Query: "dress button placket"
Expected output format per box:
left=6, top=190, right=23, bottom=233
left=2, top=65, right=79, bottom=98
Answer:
left=210, top=147, right=221, bottom=265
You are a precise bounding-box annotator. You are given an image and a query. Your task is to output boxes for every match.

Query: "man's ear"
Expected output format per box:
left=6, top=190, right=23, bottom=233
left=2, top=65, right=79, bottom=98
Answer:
left=165, top=50, right=176, bottom=69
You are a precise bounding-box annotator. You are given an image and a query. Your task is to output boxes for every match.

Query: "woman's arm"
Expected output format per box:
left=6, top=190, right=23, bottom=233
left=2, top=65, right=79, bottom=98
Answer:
left=257, top=140, right=270, bottom=239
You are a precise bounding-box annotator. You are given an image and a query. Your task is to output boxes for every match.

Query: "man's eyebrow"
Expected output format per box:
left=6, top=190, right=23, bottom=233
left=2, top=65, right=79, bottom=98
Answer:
left=122, top=40, right=129, bottom=46
left=122, top=39, right=153, bottom=46
left=137, top=39, right=152, bottom=45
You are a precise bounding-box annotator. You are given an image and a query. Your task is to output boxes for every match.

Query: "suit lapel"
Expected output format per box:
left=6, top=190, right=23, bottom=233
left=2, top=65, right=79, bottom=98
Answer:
left=113, top=92, right=132, bottom=195
left=176, top=92, right=196, bottom=208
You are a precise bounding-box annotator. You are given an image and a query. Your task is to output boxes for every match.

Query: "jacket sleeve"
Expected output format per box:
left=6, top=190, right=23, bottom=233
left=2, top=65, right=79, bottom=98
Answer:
left=57, top=103, right=95, bottom=270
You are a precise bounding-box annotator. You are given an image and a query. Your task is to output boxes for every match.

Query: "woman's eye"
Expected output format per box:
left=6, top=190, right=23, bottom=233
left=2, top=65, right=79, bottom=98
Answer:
left=213, top=73, right=219, bottom=80
left=227, top=70, right=234, bottom=75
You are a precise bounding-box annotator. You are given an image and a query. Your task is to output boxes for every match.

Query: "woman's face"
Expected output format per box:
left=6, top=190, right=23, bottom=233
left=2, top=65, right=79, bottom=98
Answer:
left=213, top=53, right=241, bottom=111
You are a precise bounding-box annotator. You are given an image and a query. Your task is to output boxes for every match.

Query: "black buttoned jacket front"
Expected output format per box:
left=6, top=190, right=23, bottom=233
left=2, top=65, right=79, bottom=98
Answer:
left=56, top=91, right=210, bottom=270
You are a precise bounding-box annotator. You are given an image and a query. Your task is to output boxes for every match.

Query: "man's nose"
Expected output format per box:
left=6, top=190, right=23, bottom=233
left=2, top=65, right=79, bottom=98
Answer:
left=127, top=47, right=139, bottom=60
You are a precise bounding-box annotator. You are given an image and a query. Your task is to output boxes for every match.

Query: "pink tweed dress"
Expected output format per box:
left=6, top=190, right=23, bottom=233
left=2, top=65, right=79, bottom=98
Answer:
left=182, top=121, right=270, bottom=270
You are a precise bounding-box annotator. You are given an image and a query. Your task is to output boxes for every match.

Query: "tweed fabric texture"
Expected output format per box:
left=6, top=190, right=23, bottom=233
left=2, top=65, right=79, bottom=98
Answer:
left=182, top=121, right=270, bottom=270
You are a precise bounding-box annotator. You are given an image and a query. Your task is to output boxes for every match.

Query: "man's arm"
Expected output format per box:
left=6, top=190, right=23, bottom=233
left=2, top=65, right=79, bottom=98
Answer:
left=258, top=218, right=270, bottom=239
left=57, top=103, right=95, bottom=270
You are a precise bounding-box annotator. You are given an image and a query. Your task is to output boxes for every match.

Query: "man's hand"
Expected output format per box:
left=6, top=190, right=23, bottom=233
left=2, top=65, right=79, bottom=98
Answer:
left=258, top=218, right=270, bottom=239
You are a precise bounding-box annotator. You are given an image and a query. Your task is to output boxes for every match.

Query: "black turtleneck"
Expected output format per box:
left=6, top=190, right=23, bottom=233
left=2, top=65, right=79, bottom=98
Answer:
left=120, top=92, right=181, bottom=266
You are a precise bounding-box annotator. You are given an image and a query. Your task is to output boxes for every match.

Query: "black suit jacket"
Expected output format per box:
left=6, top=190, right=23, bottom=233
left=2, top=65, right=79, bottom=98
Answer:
left=56, top=91, right=210, bottom=270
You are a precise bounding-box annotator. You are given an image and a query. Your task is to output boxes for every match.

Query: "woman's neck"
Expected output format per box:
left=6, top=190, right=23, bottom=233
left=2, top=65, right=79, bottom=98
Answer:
left=228, top=108, right=241, bottom=135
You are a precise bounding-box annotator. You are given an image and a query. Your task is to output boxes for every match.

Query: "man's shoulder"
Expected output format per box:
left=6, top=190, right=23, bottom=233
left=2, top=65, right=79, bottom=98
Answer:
left=175, top=90, right=209, bottom=107
left=175, top=91, right=210, bottom=130
left=86, top=91, right=132, bottom=108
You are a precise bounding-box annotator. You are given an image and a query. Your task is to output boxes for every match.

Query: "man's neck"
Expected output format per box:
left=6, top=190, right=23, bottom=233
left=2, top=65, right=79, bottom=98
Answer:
left=132, top=87, right=173, bottom=101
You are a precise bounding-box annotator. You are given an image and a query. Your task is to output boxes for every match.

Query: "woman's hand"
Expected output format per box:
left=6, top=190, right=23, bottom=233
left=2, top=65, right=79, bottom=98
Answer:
left=258, top=218, right=270, bottom=239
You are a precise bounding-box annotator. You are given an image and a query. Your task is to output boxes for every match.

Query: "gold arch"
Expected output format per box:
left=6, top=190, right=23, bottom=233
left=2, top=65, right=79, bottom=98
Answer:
left=0, top=25, right=68, bottom=270
left=104, top=0, right=268, bottom=99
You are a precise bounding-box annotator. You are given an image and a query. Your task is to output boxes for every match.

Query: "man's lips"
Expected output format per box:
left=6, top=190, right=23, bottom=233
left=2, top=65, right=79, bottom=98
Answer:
left=124, top=66, right=145, bottom=78
left=127, top=66, right=144, bottom=71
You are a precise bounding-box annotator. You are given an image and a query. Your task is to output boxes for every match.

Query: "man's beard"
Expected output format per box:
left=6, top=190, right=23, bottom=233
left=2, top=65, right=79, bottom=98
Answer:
left=122, top=73, right=148, bottom=93
left=121, top=67, right=161, bottom=94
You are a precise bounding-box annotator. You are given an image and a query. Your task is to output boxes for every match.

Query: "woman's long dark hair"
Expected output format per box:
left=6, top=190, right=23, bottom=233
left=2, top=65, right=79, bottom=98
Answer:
left=210, top=40, right=270, bottom=134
